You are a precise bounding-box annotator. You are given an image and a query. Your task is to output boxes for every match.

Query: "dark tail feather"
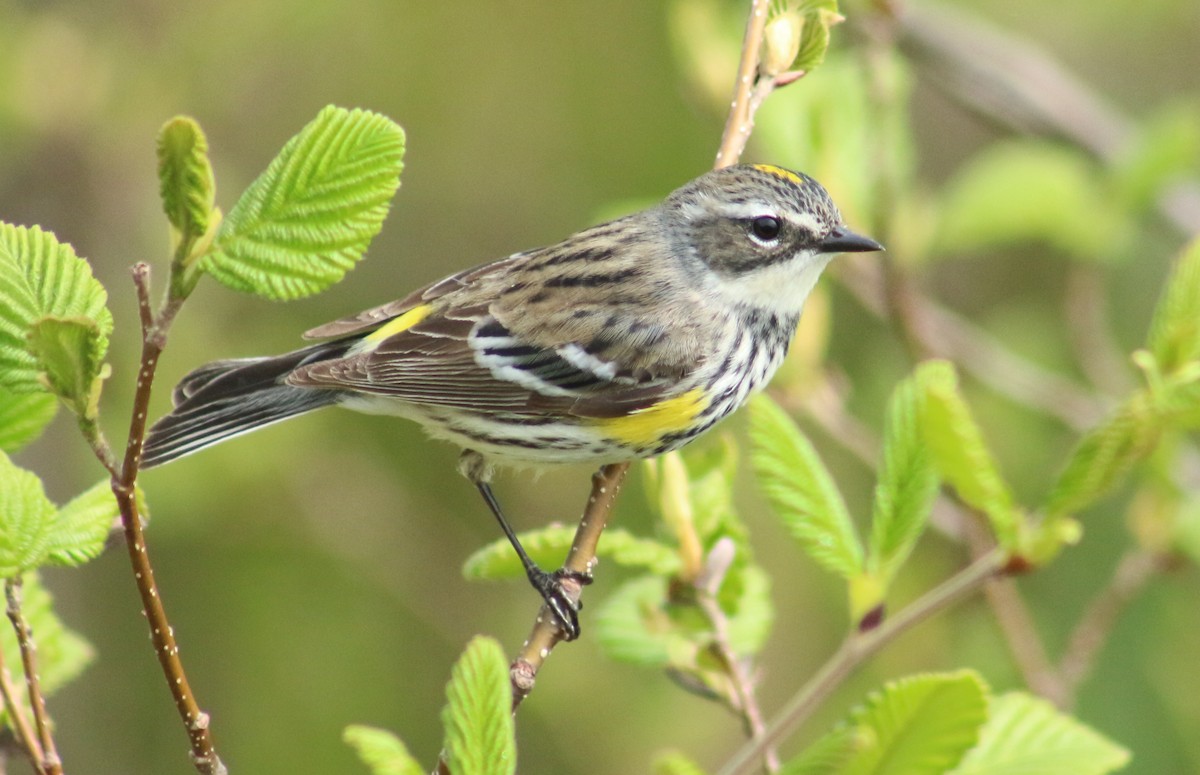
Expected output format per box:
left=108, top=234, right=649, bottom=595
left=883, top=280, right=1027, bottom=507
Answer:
left=143, top=339, right=353, bottom=468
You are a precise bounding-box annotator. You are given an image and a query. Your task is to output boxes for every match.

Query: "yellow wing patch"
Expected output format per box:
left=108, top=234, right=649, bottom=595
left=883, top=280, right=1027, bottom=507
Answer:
left=363, top=304, right=434, bottom=343
left=753, top=164, right=804, bottom=186
left=592, top=388, right=708, bottom=446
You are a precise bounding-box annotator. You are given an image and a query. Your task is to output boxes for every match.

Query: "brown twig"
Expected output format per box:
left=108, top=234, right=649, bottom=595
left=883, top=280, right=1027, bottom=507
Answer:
left=509, top=0, right=777, bottom=705
left=3, top=580, right=60, bottom=775
left=0, top=637, right=43, bottom=774
left=98, top=264, right=224, bottom=775
left=717, top=550, right=1007, bottom=775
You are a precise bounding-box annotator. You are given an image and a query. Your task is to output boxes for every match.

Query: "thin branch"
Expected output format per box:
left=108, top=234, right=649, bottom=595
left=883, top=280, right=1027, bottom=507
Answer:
left=717, top=550, right=1006, bottom=775
left=715, top=0, right=772, bottom=169
left=1058, top=549, right=1167, bottom=707
left=96, top=264, right=224, bottom=775
left=510, top=463, right=628, bottom=706
left=4, top=580, right=60, bottom=775
left=0, top=639, right=43, bottom=774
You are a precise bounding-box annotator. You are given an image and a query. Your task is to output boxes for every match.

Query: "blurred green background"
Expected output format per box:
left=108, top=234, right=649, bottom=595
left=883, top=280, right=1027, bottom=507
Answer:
left=2, top=0, right=1198, bottom=772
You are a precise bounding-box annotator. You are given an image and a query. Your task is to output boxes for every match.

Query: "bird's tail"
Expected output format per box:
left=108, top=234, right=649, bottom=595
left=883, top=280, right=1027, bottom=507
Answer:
left=142, top=339, right=353, bottom=468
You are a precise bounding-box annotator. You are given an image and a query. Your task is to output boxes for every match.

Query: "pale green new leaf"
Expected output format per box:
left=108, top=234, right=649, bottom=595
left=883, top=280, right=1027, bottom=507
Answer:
left=724, top=564, right=774, bottom=657
left=793, top=0, right=842, bottom=74
left=1045, top=392, right=1160, bottom=518
left=1146, top=236, right=1200, bottom=375
left=868, top=375, right=939, bottom=585
left=0, top=452, right=57, bottom=576
left=27, top=316, right=107, bottom=417
left=935, top=141, right=1130, bottom=262
left=594, top=576, right=677, bottom=667
left=654, top=751, right=710, bottom=775
left=45, top=479, right=131, bottom=567
left=343, top=725, right=424, bottom=775
left=0, top=388, right=57, bottom=452
left=779, top=727, right=862, bottom=775
left=0, top=224, right=112, bottom=394
left=749, top=394, right=863, bottom=579
left=918, top=361, right=1019, bottom=546
left=462, top=526, right=680, bottom=580
left=950, top=692, right=1130, bottom=775
left=0, top=573, right=94, bottom=726
left=204, top=106, right=405, bottom=300
left=157, top=115, right=216, bottom=241
left=441, top=636, right=515, bottom=775
left=841, top=671, right=989, bottom=775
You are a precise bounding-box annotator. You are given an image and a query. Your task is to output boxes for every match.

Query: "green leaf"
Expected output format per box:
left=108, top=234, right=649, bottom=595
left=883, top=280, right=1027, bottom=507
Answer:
left=840, top=671, right=989, bottom=775
left=654, top=751, right=710, bottom=775
left=157, top=116, right=216, bottom=243
left=1112, top=103, right=1200, bottom=213
left=594, top=575, right=678, bottom=667
left=793, top=0, right=842, bottom=74
left=749, top=394, right=863, bottom=579
left=761, top=1, right=841, bottom=78
left=724, top=564, right=774, bottom=657
left=950, top=692, right=1130, bottom=775
left=868, top=374, right=939, bottom=586
left=1045, top=392, right=1161, bottom=519
left=27, top=316, right=107, bottom=418
left=917, top=361, right=1019, bottom=547
left=463, top=526, right=680, bottom=580
left=0, top=388, right=57, bottom=452
left=0, top=573, right=94, bottom=726
left=0, top=223, right=112, bottom=395
left=1146, top=236, right=1200, bottom=375
left=441, top=636, right=515, bottom=775
left=934, top=141, right=1131, bottom=263
left=0, top=451, right=57, bottom=576
left=779, top=727, right=862, bottom=775
left=45, top=479, right=128, bottom=567
left=203, top=106, right=405, bottom=300
left=343, top=725, right=424, bottom=775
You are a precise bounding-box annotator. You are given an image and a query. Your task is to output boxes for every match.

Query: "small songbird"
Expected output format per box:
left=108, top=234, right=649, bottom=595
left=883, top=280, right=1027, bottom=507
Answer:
left=143, top=164, right=882, bottom=638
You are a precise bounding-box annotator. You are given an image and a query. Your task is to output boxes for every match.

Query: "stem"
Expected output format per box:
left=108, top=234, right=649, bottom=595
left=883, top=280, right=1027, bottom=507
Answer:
left=717, top=550, right=1006, bottom=775
left=100, top=264, right=224, bottom=775
left=715, top=0, right=771, bottom=169
left=510, top=463, right=628, bottom=706
left=4, top=580, right=60, bottom=775
left=0, top=639, right=43, bottom=774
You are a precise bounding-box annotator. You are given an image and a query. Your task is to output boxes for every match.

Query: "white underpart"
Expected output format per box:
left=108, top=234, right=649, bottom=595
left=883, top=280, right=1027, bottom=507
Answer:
left=717, top=249, right=834, bottom=317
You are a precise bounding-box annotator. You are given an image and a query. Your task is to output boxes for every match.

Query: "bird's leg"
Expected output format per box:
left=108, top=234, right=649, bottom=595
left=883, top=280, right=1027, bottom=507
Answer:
left=473, top=480, right=589, bottom=640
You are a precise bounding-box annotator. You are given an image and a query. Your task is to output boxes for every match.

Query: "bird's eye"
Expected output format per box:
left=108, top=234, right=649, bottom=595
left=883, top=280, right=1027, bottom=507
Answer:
left=750, top=215, right=782, bottom=242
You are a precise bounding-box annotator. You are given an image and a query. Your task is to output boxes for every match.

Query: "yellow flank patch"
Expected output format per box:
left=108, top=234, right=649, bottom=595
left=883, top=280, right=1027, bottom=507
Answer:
left=593, top=388, right=708, bottom=446
left=364, top=304, right=434, bottom=343
left=753, top=164, right=803, bottom=186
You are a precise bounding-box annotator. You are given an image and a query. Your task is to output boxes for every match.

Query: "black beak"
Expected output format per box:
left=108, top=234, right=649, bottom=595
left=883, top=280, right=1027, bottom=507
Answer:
left=819, top=226, right=884, bottom=254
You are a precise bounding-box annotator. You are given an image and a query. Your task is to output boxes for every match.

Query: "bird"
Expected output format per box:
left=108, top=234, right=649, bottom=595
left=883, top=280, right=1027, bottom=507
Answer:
left=143, top=163, right=882, bottom=639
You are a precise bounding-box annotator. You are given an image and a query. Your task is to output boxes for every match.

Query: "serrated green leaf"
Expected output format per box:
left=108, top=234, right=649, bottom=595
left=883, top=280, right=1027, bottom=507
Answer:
left=157, top=116, right=216, bottom=242
left=868, top=375, right=939, bottom=586
left=935, top=141, right=1131, bottom=262
left=0, top=224, right=112, bottom=395
left=779, top=726, right=862, bottom=775
left=27, top=315, right=106, bottom=417
left=45, top=479, right=129, bottom=567
left=917, top=361, right=1019, bottom=547
left=1045, top=392, right=1161, bottom=519
left=0, top=388, right=57, bottom=452
left=203, top=106, right=405, bottom=300
left=462, top=526, right=680, bottom=580
left=950, top=692, right=1130, bottom=775
left=724, top=564, right=773, bottom=657
left=0, top=451, right=57, bottom=576
left=841, top=671, right=989, bottom=775
left=343, top=725, right=424, bottom=775
left=594, top=575, right=678, bottom=667
left=441, top=636, right=515, bottom=775
left=760, top=1, right=840, bottom=78
left=794, top=1, right=841, bottom=74
left=1146, top=236, right=1200, bottom=375
left=749, top=394, right=863, bottom=579
left=654, top=751, right=709, bottom=775
left=0, top=573, right=94, bottom=727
